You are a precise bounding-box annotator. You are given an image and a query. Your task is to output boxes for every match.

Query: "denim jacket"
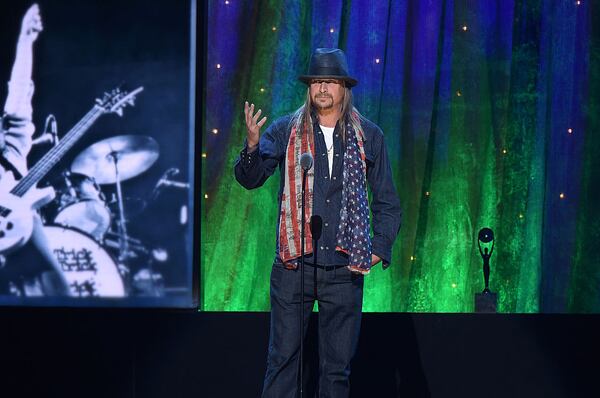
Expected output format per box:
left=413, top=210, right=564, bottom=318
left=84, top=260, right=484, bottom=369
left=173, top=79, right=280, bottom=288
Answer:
left=234, top=113, right=401, bottom=268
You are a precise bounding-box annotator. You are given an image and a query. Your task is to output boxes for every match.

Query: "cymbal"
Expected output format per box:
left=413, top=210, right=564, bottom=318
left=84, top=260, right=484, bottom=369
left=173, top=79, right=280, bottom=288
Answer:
left=71, top=135, right=159, bottom=184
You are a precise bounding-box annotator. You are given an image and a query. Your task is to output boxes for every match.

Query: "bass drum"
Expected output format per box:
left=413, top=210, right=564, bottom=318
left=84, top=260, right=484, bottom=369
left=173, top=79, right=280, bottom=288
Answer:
left=43, top=225, right=125, bottom=297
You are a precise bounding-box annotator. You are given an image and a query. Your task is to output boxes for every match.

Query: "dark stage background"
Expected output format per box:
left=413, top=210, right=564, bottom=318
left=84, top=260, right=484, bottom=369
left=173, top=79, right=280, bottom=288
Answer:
left=1, top=310, right=599, bottom=398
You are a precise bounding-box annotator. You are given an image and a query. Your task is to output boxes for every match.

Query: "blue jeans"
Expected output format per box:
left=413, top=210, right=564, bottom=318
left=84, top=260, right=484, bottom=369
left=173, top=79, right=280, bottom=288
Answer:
left=262, top=262, right=364, bottom=398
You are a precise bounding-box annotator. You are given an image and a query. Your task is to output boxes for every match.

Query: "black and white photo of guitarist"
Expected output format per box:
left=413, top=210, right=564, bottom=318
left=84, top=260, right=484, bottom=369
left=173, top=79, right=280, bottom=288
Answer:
left=0, top=4, right=70, bottom=297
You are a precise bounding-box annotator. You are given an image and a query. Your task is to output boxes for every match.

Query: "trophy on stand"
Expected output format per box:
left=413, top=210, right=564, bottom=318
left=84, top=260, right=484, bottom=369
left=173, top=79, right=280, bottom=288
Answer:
left=475, top=227, right=497, bottom=313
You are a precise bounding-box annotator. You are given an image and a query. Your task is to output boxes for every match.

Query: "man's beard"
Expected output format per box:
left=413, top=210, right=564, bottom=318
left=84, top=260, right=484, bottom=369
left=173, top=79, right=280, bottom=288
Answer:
left=313, top=94, right=334, bottom=109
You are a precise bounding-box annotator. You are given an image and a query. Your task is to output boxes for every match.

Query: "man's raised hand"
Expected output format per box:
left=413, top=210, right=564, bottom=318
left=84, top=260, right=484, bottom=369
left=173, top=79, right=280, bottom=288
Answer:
left=20, top=4, right=43, bottom=43
left=244, top=101, right=267, bottom=149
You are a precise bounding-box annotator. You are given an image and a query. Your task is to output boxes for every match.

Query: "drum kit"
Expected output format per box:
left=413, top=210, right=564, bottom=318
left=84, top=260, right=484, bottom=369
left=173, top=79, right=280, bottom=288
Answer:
left=37, top=134, right=186, bottom=298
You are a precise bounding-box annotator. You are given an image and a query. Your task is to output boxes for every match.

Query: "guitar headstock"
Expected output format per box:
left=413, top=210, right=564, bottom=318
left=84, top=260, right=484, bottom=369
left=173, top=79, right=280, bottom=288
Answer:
left=95, top=86, right=144, bottom=116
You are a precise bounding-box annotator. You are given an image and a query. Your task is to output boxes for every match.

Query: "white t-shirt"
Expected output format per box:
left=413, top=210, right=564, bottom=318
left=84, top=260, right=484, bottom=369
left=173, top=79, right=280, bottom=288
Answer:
left=320, top=125, right=335, bottom=177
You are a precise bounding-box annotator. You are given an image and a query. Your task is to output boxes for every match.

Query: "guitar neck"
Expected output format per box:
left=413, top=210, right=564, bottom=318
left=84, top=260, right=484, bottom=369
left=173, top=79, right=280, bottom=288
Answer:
left=11, top=105, right=104, bottom=197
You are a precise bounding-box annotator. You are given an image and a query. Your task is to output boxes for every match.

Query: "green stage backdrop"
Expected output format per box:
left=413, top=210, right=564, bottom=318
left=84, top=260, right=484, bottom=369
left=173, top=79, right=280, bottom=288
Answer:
left=202, top=0, right=600, bottom=313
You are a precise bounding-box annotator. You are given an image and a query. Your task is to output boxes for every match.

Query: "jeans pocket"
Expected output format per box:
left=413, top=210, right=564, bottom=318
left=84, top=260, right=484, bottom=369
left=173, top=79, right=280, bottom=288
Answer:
left=270, top=262, right=300, bottom=304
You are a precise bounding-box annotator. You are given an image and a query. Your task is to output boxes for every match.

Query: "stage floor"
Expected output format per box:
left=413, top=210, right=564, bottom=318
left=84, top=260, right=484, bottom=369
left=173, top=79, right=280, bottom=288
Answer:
left=0, top=310, right=597, bottom=397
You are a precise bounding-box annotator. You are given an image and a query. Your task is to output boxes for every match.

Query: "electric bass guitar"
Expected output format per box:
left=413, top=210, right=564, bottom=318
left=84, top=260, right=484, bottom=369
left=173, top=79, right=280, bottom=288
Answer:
left=0, top=86, right=143, bottom=254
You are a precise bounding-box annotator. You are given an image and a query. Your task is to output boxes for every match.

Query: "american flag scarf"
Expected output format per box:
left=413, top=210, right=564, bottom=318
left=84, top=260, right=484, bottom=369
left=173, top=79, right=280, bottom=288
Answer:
left=337, top=122, right=372, bottom=274
left=279, top=122, right=315, bottom=269
left=279, top=116, right=372, bottom=273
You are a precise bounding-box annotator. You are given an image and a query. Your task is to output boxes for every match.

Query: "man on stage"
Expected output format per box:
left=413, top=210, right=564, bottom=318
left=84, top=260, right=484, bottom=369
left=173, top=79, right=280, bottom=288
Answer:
left=235, top=48, right=401, bottom=397
left=0, top=4, right=70, bottom=296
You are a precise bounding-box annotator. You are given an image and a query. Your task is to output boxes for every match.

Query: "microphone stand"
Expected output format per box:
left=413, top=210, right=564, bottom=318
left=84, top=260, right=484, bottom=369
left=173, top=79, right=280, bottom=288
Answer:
left=298, top=152, right=313, bottom=398
left=299, top=166, right=307, bottom=398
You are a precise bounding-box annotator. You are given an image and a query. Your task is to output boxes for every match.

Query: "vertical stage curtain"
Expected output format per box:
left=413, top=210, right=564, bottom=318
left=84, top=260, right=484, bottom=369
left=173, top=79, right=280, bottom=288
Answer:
left=202, top=0, right=599, bottom=313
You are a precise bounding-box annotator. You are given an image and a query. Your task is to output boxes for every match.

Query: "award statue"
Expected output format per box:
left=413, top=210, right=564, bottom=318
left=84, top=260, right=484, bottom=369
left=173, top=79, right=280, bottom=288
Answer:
left=475, top=228, right=497, bottom=313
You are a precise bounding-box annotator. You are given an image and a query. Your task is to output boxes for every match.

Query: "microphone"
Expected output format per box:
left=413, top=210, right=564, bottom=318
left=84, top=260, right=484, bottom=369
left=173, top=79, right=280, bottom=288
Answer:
left=50, top=116, right=57, bottom=136
left=32, top=114, right=58, bottom=147
left=159, top=180, right=190, bottom=190
left=310, top=215, right=322, bottom=241
left=300, top=152, right=313, bottom=171
left=151, top=168, right=186, bottom=200
left=157, top=168, right=180, bottom=187
left=32, top=134, right=53, bottom=146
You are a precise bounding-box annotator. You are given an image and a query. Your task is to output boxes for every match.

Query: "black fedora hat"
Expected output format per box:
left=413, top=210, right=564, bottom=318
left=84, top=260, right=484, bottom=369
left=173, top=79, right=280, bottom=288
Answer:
left=298, top=48, right=358, bottom=87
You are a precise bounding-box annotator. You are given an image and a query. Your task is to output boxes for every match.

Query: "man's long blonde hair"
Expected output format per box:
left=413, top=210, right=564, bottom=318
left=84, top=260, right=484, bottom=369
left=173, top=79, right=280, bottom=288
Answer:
left=289, top=85, right=362, bottom=142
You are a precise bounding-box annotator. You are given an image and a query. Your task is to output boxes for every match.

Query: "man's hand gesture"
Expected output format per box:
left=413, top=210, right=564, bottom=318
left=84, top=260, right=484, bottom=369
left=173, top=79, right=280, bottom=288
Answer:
left=244, top=101, right=267, bottom=149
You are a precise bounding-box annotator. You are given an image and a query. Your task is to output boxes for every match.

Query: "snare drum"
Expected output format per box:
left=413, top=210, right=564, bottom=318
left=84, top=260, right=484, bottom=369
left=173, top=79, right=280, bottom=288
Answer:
left=50, top=172, right=111, bottom=241
left=43, top=225, right=125, bottom=297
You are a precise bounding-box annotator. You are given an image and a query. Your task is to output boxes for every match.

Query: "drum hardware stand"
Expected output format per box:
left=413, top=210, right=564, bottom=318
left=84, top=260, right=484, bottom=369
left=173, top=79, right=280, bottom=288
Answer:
left=147, top=257, right=159, bottom=297
left=71, top=137, right=159, bottom=250
left=70, top=134, right=160, bottom=296
left=299, top=153, right=313, bottom=398
left=104, top=231, right=148, bottom=255
left=108, top=151, right=132, bottom=291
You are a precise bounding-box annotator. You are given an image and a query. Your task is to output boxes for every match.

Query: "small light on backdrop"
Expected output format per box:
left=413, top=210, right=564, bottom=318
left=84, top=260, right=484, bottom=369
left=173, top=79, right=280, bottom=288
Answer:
left=212, top=128, right=218, bottom=134
left=260, top=87, right=265, bottom=93
left=560, top=193, right=565, bottom=199
left=519, top=213, right=524, bottom=219
left=410, top=255, right=416, bottom=261
left=462, top=25, right=468, bottom=31
left=502, top=149, right=507, bottom=154
left=576, top=1, right=581, bottom=5
left=567, top=128, right=573, bottom=134
left=204, top=194, right=209, bottom=199
left=216, top=63, right=221, bottom=69
left=425, top=191, right=430, bottom=197
left=330, top=28, right=335, bottom=33
left=202, top=153, right=207, bottom=158
left=375, top=58, right=380, bottom=64
left=225, top=0, right=229, bottom=4
left=272, top=26, right=277, bottom=31
left=452, top=283, right=457, bottom=289
left=456, top=90, right=462, bottom=97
